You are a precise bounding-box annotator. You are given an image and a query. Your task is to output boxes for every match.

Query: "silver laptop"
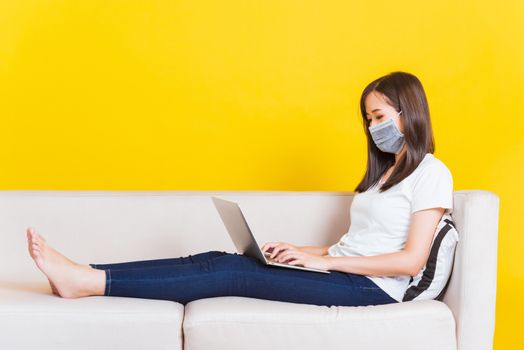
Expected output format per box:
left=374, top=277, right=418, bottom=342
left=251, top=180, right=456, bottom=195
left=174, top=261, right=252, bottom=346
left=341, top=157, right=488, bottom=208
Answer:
left=212, top=196, right=330, bottom=274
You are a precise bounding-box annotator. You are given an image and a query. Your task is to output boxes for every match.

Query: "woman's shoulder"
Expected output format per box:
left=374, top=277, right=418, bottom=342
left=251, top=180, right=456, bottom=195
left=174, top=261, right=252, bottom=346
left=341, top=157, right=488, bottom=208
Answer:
left=412, top=153, right=453, bottom=182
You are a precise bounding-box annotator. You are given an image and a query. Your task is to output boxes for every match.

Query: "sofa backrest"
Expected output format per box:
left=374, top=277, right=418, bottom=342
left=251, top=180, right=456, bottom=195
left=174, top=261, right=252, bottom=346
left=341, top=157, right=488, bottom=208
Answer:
left=0, top=189, right=499, bottom=350
left=0, top=191, right=352, bottom=281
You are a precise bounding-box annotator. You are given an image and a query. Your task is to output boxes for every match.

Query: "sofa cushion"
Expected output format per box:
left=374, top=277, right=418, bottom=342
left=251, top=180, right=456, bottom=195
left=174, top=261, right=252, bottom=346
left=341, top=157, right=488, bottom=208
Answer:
left=0, top=282, right=184, bottom=350
left=183, top=296, right=456, bottom=350
left=403, top=213, right=459, bottom=302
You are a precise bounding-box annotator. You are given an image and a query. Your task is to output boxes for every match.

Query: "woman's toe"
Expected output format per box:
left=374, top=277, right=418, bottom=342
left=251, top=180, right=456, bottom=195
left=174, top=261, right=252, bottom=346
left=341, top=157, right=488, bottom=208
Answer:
left=35, top=233, right=45, bottom=245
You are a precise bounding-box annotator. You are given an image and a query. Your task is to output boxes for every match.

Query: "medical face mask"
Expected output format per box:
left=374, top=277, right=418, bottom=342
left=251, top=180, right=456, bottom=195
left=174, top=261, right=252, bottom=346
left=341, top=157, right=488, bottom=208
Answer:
left=368, top=111, right=405, bottom=154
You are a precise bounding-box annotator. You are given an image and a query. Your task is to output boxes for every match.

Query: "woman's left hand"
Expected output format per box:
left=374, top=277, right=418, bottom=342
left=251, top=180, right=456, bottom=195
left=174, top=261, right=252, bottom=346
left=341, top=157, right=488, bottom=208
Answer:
left=274, top=250, right=331, bottom=271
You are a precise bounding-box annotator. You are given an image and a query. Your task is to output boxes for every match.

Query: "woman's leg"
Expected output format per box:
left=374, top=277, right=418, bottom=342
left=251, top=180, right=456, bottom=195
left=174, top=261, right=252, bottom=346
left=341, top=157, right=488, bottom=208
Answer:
left=101, top=252, right=398, bottom=306
left=89, top=251, right=228, bottom=270
left=26, top=227, right=397, bottom=306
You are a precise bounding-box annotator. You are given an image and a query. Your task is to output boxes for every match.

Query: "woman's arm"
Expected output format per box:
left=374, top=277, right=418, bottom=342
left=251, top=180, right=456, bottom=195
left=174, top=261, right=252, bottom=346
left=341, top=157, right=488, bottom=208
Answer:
left=299, top=245, right=330, bottom=256
left=326, top=207, right=445, bottom=276
left=326, top=251, right=415, bottom=276
left=261, top=242, right=329, bottom=258
left=276, top=207, right=445, bottom=275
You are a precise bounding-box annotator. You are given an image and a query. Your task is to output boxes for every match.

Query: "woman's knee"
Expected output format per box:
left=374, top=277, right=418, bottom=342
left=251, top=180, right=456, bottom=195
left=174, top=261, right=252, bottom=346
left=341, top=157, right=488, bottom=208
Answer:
left=208, top=253, right=260, bottom=271
left=188, top=250, right=230, bottom=264
left=207, top=250, right=229, bottom=256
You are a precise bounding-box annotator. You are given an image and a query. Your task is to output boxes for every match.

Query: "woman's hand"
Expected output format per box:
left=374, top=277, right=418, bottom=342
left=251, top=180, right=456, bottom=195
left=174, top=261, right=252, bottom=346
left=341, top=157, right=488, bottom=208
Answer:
left=261, top=242, right=300, bottom=259
left=273, top=249, right=331, bottom=271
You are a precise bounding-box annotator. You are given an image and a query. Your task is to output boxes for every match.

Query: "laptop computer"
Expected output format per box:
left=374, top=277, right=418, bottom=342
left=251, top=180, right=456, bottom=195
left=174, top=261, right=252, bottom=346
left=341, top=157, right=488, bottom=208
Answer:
left=211, top=196, right=330, bottom=274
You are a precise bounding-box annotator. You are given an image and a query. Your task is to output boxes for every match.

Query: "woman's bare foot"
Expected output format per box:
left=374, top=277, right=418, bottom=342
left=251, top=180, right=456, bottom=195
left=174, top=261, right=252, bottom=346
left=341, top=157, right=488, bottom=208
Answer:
left=26, top=227, right=105, bottom=298
left=48, top=278, right=59, bottom=296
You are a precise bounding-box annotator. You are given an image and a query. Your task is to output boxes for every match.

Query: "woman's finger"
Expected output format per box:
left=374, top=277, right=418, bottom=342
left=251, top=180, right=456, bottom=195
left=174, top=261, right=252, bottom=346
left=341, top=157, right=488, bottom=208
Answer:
left=270, top=244, right=288, bottom=259
left=262, top=242, right=278, bottom=253
left=270, top=246, right=282, bottom=259
left=287, top=258, right=300, bottom=266
left=278, top=250, right=300, bottom=263
left=273, top=244, right=295, bottom=259
left=288, top=259, right=304, bottom=267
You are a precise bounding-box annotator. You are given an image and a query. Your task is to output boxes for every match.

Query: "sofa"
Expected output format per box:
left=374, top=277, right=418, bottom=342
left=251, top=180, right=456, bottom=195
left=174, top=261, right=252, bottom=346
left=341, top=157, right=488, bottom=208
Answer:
left=0, top=190, right=499, bottom=350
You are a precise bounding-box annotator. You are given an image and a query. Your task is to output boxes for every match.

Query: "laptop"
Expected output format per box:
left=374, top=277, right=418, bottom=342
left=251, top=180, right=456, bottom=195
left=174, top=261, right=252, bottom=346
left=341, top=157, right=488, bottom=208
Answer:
left=211, top=196, right=330, bottom=274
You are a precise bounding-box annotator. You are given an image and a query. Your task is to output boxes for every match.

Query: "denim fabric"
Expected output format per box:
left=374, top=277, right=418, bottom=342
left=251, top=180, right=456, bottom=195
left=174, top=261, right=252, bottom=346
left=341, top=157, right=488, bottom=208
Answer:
left=89, top=251, right=398, bottom=306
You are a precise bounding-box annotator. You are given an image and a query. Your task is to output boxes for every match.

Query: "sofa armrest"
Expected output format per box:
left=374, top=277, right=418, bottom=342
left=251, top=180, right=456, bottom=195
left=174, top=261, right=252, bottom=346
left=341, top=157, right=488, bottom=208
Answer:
left=443, top=190, right=500, bottom=350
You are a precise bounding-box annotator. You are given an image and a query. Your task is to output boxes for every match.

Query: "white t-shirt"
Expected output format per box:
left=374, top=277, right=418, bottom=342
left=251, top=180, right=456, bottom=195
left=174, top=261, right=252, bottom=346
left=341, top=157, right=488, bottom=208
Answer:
left=327, top=153, right=453, bottom=302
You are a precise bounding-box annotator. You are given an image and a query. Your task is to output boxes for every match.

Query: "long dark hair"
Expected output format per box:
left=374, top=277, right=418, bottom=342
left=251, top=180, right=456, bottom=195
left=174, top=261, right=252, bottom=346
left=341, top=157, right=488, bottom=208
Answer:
left=355, top=72, right=435, bottom=193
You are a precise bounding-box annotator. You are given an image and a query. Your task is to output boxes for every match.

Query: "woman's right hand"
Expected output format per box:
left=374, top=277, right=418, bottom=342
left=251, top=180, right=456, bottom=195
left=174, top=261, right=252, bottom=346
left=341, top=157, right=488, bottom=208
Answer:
left=261, top=242, right=300, bottom=260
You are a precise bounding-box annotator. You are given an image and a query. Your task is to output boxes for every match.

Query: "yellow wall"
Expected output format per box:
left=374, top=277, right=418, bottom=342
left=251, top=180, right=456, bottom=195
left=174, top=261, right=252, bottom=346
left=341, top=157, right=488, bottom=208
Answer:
left=1, top=1, right=522, bottom=348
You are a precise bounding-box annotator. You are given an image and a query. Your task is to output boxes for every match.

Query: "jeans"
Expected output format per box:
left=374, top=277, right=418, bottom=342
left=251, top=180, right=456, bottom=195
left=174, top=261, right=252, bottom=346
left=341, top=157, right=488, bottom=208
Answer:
left=89, top=251, right=398, bottom=307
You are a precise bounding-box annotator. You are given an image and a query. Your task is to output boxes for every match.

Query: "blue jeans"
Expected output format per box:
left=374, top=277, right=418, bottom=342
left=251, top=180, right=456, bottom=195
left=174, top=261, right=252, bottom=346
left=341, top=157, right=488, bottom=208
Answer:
left=89, top=251, right=398, bottom=307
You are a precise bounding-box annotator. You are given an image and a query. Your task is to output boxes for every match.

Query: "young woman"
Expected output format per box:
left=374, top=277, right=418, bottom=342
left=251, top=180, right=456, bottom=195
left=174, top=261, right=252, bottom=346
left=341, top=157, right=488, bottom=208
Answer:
left=26, top=71, right=453, bottom=306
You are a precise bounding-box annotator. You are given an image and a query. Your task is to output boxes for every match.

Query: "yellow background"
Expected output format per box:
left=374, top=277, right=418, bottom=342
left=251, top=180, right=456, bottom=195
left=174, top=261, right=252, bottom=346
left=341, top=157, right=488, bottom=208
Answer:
left=1, top=1, right=522, bottom=348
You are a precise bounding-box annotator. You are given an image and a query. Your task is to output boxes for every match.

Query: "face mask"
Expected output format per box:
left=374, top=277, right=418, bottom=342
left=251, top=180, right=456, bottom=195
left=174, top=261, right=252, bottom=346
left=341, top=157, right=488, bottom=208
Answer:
left=368, top=111, right=405, bottom=154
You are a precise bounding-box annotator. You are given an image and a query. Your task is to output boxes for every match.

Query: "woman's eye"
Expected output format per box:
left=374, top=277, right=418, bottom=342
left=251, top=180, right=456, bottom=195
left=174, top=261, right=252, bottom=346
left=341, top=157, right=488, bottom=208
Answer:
left=377, top=115, right=383, bottom=119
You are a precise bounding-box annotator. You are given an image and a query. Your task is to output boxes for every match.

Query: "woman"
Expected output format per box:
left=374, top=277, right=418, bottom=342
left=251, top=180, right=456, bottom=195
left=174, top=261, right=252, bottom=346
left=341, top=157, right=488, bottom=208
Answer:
left=26, top=71, right=453, bottom=306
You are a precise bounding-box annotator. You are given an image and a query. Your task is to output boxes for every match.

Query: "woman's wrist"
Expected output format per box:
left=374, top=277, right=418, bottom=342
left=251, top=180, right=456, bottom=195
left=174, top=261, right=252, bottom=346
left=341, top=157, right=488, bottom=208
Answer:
left=299, top=245, right=329, bottom=256
left=323, top=255, right=337, bottom=271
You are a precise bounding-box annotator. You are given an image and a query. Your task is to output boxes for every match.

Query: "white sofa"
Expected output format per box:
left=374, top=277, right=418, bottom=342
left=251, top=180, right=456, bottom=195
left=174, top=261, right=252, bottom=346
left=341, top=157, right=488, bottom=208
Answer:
left=0, top=190, right=499, bottom=350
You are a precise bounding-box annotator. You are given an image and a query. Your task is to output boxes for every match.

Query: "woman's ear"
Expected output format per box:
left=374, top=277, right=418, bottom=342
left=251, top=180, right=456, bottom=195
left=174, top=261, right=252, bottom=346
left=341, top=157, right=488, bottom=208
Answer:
left=398, top=111, right=405, bottom=133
